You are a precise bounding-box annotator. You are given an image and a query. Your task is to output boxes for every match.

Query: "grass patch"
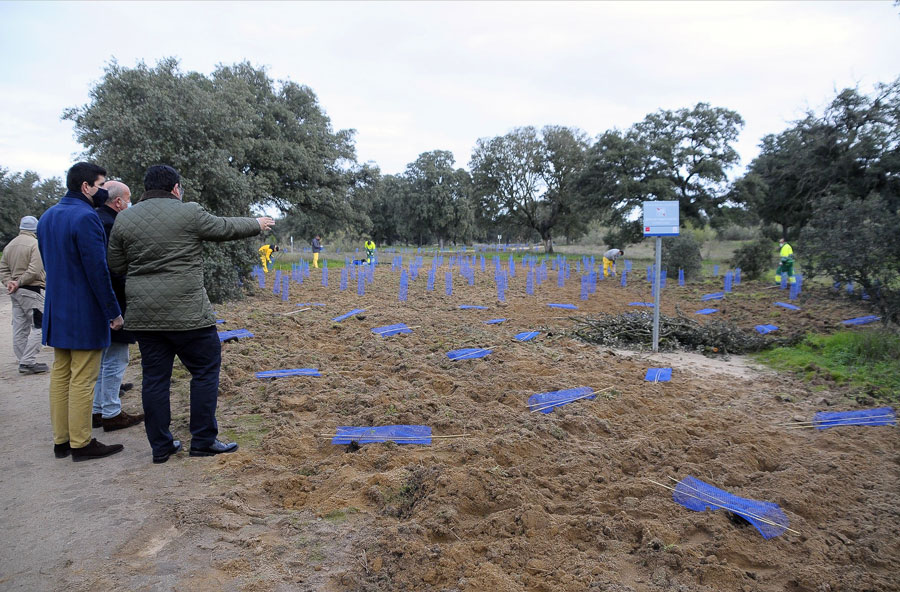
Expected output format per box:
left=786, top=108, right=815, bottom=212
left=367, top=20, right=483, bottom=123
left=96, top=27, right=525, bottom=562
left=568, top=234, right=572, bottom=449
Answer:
left=323, top=507, right=359, bottom=523
left=220, top=413, right=271, bottom=448
left=755, top=330, right=900, bottom=400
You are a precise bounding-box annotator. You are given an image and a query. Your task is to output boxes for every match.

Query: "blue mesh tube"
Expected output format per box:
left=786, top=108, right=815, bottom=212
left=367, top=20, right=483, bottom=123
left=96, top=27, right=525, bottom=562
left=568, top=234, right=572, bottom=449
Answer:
left=332, top=425, right=432, bottom=445
left=459, top=305, right=488, bottom=310
left=813, top=407, right=895, bottom=429
left=547, top=303, right=578, bottom=310
left=755, top=324, right=779, bottom=334
left=775, top=302, right=800, bottom=311
left=528, top=387, right=595, bottom=413
left=695, top=308, right=718, bottom=315
left=701, top=292, right=725, bottom=301
left=446, top=347, right=493, bottom=360
left=514, top=331, right=540, bottom=342
left=218, top=329, right=254, bottom=342
left=629, top=302, right=654, bottom=307
left=332, top=308, right=366, bottom=322
left=673, top=476, right=789, bottom=540
left=255, top=368, right=321, bottom=378
left=644, top=368, right=672, bottom=382
left=371, top=323, right=412, bottom=337
left=484, top=318, right=506, bottom=325
left=841, top=315, right=881, bottom=326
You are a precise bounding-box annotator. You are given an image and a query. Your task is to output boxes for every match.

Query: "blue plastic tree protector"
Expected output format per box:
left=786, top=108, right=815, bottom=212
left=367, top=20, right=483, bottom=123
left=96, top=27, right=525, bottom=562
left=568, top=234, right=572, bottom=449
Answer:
left=701, top=292, right=725, bottom=301
left=484, top=318, right=507, bottom=325
left=812, top=407, right=896, bottom=429
left=514, top=331, right=540, bottom=341
left=296, top=303, right=327, bottom=307
left=459, top=305, right=488, bottom=310
left=446, top=347, right=493, bottom=360
left=445, top=271, right=453, bottom=295
left=695, top=308, right=718, bottom=315
left=331, top=425, right=432, bottom=445
left=332, top=308, right=367, bottom=322
left=218, top=329, right=254, bottom=342
left=215, top=319, right=226, bottom=324
left=672, top=475, right=789, bottom=539
left=371, top=323, right=412, bottom=337
left=713, top=265, right=719, bottom=277
left=547, top=303, right=578, bottom=310
left=755, top=324, right=779, bottom=334
left=678, top=268, right=685, bottom=286
left=644, top=368, right=672, bottom=382
left=775, top=302, right=800, bottom=311
left=841, top=315, right=880, bottom=326
left=629, top=302, right=654, bottom=307
left=282, top=276, right=289, bottom=301
left=255, top=368, right=321, bottom=379
left=528, top=386, right=595, bottom=413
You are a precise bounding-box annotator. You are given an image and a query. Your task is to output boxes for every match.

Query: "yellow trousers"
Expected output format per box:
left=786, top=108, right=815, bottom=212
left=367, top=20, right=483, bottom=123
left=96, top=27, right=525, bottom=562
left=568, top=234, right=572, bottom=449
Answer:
left=260, top=256, right=269, bottom=273
left=50, top=348, right=102, bottom=448
left=313, top=252, right=319, bottom=269
left=602, top=257, right=614, bottom=277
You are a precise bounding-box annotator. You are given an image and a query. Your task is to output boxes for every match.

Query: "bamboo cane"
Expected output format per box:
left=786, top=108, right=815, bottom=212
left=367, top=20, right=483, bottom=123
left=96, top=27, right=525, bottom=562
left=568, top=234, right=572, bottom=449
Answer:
left=279, top=307, right=311, bottom=316
left=782, top=420, right=897, bottom=430
left=648, top=478, right=799, bottom=535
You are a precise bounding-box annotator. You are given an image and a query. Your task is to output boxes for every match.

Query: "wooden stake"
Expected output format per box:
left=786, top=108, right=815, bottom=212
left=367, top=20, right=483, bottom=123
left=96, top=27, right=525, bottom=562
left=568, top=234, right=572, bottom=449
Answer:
left=649, top=478, right=799, bottom=535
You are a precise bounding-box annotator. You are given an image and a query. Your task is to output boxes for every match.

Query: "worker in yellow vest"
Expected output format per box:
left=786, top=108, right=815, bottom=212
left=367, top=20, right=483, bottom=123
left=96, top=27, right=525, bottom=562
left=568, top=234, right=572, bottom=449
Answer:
left=774, top=239, right=795, bottom=284
left=258, top=243, right=278, bottom=273
left=364, top=239, right=376, bottom=264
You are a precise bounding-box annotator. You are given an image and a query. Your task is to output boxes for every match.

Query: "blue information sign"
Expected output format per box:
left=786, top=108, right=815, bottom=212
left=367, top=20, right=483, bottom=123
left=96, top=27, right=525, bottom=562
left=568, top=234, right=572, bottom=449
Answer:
left=643, top=201, right=680, bottom=236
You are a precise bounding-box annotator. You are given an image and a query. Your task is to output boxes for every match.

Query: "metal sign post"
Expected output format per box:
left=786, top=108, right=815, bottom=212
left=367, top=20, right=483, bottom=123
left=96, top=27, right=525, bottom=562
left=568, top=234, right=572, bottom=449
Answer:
left=642, top=201, right=680, bottom=352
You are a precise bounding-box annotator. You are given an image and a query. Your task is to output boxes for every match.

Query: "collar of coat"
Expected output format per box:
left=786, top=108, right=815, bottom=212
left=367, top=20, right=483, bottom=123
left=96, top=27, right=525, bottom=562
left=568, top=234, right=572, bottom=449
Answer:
left=63, top=189, right=95, bottom=207
left=97, top=204, right=119, bottom=218
left=140, top=189, right=180, bottom=201
left=18, top=230, right=37, bottom=239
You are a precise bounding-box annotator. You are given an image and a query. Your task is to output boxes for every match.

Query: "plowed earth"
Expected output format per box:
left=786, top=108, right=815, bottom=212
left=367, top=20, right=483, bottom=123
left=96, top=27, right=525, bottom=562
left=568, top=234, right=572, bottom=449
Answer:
left=101, top=263, right=900, bottom=591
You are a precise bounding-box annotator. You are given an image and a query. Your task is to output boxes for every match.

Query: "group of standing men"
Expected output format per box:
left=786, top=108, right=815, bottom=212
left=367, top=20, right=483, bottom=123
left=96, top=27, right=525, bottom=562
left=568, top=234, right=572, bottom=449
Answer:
left=1, top=162, right=274, bottom=463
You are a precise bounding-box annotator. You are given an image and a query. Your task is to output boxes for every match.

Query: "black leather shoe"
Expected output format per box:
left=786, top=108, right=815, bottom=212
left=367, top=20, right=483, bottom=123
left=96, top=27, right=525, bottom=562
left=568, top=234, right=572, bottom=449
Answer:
left=189, top=439, right=238, bottom=457
left=92, top=413, right=102, bottom=428
left=152, top=440, right=182, bottom=464
left=54, top=441, right=71, bottom=458
left=120, top=382, right=134, bottom=392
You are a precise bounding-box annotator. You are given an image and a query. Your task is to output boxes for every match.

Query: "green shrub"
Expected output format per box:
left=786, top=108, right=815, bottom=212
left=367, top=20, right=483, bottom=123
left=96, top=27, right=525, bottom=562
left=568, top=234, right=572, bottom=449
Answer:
left=661, top=234, right=702, bottom=280
left=716, top=224, right=759, bottom=241
left=730, top=238, right=775, bottom=281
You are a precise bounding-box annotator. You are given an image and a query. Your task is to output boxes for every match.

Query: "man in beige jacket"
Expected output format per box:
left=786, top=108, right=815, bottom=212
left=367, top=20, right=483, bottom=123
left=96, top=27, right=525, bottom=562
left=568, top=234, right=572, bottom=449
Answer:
left=0, top=216, right=48, bottom=374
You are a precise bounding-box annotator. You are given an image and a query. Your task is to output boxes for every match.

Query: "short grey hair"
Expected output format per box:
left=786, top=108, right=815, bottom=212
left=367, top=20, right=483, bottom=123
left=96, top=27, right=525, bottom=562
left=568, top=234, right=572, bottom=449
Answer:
left=105, top=181, right=130, bottom=203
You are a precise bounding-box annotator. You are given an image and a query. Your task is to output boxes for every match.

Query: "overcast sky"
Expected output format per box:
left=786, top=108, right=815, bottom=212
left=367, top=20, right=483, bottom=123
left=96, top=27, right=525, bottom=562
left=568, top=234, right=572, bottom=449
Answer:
left=1, top=1, right=898, bottom=182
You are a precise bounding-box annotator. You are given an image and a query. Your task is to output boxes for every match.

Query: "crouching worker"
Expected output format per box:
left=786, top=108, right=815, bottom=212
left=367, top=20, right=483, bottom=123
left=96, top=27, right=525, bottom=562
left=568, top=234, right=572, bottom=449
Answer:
left=258, top=243, right=278, bottom=273
left=108, top=165, right=275, bottom=463
left=602, top=248, right=623, bottom=277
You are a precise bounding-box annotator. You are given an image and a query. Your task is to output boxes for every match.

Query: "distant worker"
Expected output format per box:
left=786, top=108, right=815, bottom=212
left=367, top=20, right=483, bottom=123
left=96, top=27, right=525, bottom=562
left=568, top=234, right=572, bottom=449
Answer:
left=0, top=216, right=47, bottom=374
left=775, top=239, right=795, bottom=285
left=311, top=235, right=322, bottom=269
left=258, top=243, right=278, bottom=273
left=602, top=248, right=624, bottom=277
left=364, top=239, right=376, bottom=264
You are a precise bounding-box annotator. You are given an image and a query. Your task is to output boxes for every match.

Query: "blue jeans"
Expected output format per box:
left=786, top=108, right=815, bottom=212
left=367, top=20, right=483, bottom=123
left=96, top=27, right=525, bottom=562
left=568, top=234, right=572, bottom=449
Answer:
left=134, top=327, right=221, bottom=456
left=92, top=342, right=130, bottom=418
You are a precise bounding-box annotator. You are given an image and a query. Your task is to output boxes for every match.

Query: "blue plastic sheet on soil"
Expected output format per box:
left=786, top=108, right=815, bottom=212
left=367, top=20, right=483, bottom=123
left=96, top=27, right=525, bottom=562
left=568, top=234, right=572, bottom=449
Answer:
left=695, top=308, right=718, bottom=315
left=331, top=425, right=432, bottom=445
left=528, top=386, right=595, bottom=413
left=459, top=305, right=488, bottom=310
left=218, top=329, right=254, bottom=342
left=841, top=315, right=881, bottom=326
left=629, top=302, right=654, bottom=307
left=332, top=308, right=366, bottom=322
left=672, top=475, right=789, bottom=539
left=484, top=318, right=507, bottom=325
left=514, top=331, right=540, bottom=342
left=547, top=303, right=578, bottom=310
left=755, top=324, right=779, bottom=334
left=645, top=368, right=672, bottom=382
left=775, top=302, right=801, bottom=311
left=701, top=292, right=725, bottom=301
left=812, top=407, right=896, bottom=429
left=371, top=323, right=412, bottom=337
left=446, top=347, right=493, bottom=360
left=255, top=368, right=321, bottom=379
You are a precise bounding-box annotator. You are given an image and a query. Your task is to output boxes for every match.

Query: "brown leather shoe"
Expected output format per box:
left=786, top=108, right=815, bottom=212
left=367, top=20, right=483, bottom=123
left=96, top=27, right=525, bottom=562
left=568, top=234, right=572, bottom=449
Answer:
left=71, top=438, right=124, bottom=462
left=102, top=410, right=145, bottom=432
left=92, top=413, right=102, bottom=428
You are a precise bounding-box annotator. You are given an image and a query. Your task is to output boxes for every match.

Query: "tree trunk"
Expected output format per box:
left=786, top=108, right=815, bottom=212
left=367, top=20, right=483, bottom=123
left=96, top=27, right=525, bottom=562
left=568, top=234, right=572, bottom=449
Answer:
left=543, top=234, right=553, bottom=254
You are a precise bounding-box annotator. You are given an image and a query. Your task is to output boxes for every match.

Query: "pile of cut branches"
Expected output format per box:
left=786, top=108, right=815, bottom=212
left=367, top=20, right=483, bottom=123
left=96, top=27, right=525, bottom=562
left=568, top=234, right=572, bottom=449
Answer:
left=571, top=311, right=788, bottom=354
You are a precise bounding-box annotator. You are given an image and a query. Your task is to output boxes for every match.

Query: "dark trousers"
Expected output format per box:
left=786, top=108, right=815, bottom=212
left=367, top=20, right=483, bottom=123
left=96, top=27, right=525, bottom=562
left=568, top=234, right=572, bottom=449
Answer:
left=134, top=327, right=221, bottom=455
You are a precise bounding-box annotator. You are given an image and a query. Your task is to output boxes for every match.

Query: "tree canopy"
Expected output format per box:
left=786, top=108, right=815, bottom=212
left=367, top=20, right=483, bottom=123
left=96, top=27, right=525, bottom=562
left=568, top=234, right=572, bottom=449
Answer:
left=0, top=168, right=62, bottom=246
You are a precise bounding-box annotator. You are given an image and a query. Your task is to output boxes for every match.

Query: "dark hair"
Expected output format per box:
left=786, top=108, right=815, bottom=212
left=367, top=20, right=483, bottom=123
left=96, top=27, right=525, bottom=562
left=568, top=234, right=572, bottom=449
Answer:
left=144, top=165, right=181, bottom=192
left=66, top=162, right=107, bottom=192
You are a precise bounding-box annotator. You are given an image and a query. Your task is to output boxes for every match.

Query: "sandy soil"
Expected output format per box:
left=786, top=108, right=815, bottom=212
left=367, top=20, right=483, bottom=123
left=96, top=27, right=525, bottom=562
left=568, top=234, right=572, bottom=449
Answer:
left=2, top=259, right=897, bottom=592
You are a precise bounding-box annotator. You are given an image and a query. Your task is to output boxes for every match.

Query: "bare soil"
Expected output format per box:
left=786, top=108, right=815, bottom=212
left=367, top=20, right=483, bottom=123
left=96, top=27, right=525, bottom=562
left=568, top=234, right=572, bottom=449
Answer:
left=7, top=261, right=897, bottom=592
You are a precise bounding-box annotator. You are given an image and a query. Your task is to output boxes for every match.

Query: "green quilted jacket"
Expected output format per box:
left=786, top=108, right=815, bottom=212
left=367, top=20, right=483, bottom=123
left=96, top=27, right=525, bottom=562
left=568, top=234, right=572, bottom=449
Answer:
left=107, top=190, right=261, bottom=331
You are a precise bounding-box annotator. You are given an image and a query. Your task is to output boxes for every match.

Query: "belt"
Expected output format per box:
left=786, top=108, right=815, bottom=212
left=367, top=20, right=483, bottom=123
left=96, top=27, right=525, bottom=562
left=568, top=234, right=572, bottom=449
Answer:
left=18, top=285, right=43, bottom=294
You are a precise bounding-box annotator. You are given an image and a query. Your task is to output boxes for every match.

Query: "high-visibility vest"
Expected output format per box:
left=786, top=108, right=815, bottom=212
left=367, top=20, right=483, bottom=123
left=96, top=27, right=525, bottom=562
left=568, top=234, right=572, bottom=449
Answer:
left=780, top=243, right=793, bottom=259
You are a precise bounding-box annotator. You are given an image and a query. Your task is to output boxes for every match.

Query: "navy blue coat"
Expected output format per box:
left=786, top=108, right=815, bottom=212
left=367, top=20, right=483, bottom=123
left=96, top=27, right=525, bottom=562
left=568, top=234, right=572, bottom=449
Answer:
left=37, top=191, right=121, bottom=350
left=96, top=204, right=136, bottom=344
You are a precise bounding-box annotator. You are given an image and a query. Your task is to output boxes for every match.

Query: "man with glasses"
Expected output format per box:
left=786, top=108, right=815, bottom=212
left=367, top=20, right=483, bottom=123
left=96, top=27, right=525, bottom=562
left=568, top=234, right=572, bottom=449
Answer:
left=37, top=162, right=125, bottom=462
